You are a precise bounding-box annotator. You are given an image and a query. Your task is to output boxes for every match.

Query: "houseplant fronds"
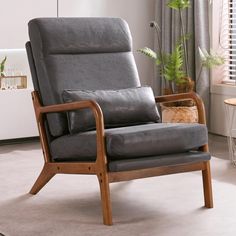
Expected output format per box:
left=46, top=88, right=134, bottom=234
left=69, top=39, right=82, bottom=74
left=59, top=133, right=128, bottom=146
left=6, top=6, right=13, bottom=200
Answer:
left=177, top=33, right=192, bottom=45
left=149, top=21, right=162, bottom=56
left=197, top=47, right=225, bottom=83
left=138, top=46, right=173, bottom=92
left=0, top=56, right=7, bottom=77
left=198, top=47, right=225, bottom=68
left=138, top=47, right=167, bottom=68
left=167, top=0, right=190, bottom=77
left=163, top=44, right=186, bottom=83
left=149, top=21, right=167, bottom=88
left=138, top=47, right=157, bottom=61
left=167, top=0, right=190, bottom=10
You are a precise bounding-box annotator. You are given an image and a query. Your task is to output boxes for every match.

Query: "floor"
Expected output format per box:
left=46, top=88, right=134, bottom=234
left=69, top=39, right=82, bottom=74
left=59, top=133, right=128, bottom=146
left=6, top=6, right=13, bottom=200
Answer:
left=208, top=133, right=229, bottom=160
left=0, top=134, right=236, bottom=236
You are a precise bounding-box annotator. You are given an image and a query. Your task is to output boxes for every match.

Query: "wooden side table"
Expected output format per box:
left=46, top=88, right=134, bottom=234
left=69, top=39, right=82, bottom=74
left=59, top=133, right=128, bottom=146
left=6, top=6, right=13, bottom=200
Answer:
left=224, top=98, right=236, bottom=165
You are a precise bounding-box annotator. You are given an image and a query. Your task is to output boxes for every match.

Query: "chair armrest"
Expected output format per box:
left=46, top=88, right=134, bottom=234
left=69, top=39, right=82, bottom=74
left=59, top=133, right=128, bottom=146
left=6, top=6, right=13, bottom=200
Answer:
left=32, top=91, right=107, bottom=165
left=155, top=92, right=206, bottom=124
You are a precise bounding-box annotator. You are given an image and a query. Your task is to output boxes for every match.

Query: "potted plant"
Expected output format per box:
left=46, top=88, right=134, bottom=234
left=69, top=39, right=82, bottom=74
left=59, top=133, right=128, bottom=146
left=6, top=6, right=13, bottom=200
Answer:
left=0, top=56, right=7, bottom=89
left=0, top=56, right=7, bottom=77
left=139, top=0, right=224, bottom=122
left=139, top=0, right=191, bottom=95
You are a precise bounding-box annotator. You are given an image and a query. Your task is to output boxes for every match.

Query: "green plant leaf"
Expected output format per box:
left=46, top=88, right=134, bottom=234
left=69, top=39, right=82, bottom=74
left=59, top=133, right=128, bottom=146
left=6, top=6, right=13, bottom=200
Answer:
left=167, top=0, right=190, bottom=10
left=138, top=47, right=157, bottom=60
left=198, top=47, right=225, bottom=68
left=177, top=33, right=192, bottom=45
left=163, top=44, right=186, bottom=82
left=0, top=56, right=7, bottom=76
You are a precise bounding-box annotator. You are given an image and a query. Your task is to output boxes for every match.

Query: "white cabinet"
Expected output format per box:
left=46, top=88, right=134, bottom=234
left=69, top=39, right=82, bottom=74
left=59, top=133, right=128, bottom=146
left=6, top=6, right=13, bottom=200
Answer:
left=0, top=89, right=38, bottom=140
left=0, top=50, right=38, bottom=140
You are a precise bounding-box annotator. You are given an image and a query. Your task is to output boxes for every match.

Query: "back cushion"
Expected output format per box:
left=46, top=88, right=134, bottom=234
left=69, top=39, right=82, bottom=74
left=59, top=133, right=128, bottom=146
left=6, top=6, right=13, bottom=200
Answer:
left=28, top=18, right=140, bottom=136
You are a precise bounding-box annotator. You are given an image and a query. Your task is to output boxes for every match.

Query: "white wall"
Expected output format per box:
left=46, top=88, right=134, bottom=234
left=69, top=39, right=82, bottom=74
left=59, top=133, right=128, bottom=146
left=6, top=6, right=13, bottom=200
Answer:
left=0, top=0, right=57, bottom=88
left=0, top=0, right=57, bottom=49
left=0, top=0, right=156, bottom=88
left=0, top=0, right=57, bottom=140
left=59, top=0, right=156, bottom=87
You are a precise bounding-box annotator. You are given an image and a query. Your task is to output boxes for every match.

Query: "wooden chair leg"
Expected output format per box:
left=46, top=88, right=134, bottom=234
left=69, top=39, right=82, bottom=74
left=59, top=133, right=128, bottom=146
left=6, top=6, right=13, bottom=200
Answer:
left=30, top=164, right=55, bottom=195
left=97, top=173, right=113, bottom=225
left=202, top=161, right=213, bottom=208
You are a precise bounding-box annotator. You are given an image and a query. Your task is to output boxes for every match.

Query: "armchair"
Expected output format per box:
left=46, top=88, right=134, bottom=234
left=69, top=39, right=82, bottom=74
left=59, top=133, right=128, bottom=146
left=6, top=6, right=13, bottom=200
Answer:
left=26, top=17, right=213, bottom=225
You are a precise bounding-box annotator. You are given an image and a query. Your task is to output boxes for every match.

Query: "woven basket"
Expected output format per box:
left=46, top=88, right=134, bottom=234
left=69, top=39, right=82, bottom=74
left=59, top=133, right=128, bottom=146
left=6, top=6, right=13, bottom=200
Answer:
left=161, top=105, right=198, bottom=123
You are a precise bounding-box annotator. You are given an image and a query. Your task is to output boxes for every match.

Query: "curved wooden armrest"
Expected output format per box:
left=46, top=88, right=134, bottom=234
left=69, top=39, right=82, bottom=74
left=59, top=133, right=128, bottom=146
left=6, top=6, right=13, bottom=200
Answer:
left=155, top=92, right=206, bottom=125
left=31, top=91, right=106, bottom=165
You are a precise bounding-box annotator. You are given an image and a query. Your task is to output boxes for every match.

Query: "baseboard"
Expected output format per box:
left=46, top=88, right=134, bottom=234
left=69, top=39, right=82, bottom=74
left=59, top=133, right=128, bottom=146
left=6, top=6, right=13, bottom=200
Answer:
left=0, top=136, right=39, bottom=146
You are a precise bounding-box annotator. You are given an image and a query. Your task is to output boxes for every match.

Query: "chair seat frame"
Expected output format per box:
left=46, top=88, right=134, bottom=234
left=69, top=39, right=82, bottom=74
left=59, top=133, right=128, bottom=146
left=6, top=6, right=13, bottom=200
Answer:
left=30, top=91, right=213, bottom=225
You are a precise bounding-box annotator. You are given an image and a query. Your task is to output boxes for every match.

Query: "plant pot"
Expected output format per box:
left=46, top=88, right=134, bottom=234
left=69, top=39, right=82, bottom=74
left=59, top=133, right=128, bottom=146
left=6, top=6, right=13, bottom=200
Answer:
left=161, top=105, right=198, bottom=123
left=176, top=77, right=195, bottom=106
left=176, top=77, right=195, bottom=93
left=162, top=77, right=195, bottom=107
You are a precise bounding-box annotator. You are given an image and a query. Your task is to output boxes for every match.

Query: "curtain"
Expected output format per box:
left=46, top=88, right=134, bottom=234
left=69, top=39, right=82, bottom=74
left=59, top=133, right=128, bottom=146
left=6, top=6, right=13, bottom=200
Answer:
left=154, top=0, right=210, bottom=121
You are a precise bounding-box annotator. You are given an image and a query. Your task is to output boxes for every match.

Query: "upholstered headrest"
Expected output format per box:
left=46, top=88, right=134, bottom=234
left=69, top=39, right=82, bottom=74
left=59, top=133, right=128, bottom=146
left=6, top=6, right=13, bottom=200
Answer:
left=28, top=17, right=132, bottom=55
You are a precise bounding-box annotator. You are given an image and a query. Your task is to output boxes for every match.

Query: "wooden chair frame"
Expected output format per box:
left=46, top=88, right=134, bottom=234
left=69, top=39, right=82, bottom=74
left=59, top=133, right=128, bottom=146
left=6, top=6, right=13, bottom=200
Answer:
left=30, top=90, right=213, bottom=225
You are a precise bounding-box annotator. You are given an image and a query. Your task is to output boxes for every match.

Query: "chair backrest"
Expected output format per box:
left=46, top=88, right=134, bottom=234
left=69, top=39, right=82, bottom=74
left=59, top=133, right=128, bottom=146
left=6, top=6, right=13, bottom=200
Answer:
left=27, top=17, right=141, bottom=137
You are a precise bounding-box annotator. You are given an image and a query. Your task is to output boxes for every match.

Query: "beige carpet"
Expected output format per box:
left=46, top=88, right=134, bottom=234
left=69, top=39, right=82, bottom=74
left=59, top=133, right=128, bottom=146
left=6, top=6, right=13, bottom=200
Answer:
left=0, top=142, right=236, bottom=236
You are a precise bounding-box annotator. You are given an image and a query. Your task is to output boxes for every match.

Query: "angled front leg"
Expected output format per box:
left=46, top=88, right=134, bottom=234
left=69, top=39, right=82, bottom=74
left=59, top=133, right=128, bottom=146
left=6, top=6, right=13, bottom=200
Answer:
left=30, top=164, right=55, bottom=195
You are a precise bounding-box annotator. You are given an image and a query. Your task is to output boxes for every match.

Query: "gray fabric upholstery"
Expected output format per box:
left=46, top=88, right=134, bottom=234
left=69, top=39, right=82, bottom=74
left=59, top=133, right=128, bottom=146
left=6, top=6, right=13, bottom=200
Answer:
left=29, top=18, right=132, bottom=54
left=108, top=151, right=211, bottom=172
left=27, top=17, right=210, bottom=173
left=106, top=123, right=207, bottom=159
left=28, top=18, right=140, bottom=137
left=25, top=42, right=40, bottom=93
left=62, top=87, right=160, bottom=133
left=50, top=123, right=208, bottom=162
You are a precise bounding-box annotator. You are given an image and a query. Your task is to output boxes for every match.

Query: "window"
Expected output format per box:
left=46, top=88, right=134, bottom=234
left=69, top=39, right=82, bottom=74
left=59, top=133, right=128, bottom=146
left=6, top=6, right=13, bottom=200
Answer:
left=229, top=0, right=236, bottom=79
left=211, top=0, right=229, bottom=84
left=219, top=0, right=236, bottom=83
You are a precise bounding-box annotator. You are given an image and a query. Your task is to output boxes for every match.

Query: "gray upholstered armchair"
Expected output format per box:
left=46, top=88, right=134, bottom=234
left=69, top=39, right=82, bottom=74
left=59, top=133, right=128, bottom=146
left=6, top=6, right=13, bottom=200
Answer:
left=26, top=17, right=213, bottom=225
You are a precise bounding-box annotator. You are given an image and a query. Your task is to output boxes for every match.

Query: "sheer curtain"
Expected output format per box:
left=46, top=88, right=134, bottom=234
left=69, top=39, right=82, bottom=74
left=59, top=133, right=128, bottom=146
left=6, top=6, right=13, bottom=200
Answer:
left=154, top=0, right=210, bottom=121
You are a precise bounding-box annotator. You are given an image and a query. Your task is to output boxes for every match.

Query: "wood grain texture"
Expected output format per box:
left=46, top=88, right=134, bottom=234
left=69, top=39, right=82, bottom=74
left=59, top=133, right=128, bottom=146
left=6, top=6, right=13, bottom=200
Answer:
left=29, top=164, right=55, bottom=194
left=97, top=172, right=113, bottom=225
left=108, top=162, right=206, bottom=183
left=202, top=161, right=214, bottom=208
left=224, top=98, right=236, bottom=106
left=30, top=91, right=213, bottom=225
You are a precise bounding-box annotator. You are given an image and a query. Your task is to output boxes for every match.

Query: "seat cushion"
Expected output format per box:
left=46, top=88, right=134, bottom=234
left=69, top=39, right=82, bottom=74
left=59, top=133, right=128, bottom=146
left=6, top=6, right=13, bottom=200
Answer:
left=62, top=87, right=160, bottom=133
left=50, top=123, right=208, bottom=162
